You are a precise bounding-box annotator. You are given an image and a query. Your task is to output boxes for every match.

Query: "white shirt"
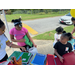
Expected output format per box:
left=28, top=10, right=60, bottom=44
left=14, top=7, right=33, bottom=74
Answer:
left=54, top=33, right=61, bottom=44
left=0, top=34, right=8, bottom=60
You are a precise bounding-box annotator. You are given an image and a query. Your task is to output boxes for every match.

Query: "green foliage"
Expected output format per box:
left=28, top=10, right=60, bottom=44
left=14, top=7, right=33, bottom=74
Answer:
left=6, top=12, right=68, bottom=22
left=6, top=10, right=12, bottom=15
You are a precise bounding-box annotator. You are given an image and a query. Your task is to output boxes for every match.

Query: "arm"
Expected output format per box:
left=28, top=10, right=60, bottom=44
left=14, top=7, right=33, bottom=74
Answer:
left=72, top=35, right=75, bottom=39
left=71, top=27, right=75, bottom=34
left=10, top=34, right=25, bottom=42
left=26, top=32, right=37, bottom=47
left=69, top=44, right=72, bottom=53
left=6, top=41, right=26, bottom=51
left=54, top=49, right=64, bottom=63
left=54, top=49, right=62, bottom=58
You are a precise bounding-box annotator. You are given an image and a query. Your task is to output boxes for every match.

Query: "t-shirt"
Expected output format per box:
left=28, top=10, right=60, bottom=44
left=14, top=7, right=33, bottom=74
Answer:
left=0, top=34, right=8, bottom=60
left=54, top=41, right=72, bottom=56
left=54, top=33, right=61, bottom=44
left=9, top=27, right=28, bottom=46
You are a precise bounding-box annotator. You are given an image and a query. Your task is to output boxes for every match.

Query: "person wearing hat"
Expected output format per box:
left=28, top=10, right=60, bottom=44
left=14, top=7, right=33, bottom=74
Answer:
left=9, top=18, right=37, bottom=52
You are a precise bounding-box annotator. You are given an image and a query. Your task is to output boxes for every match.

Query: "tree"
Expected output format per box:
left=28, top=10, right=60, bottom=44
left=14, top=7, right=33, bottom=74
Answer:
left=10, top=9, right=17, bottom=12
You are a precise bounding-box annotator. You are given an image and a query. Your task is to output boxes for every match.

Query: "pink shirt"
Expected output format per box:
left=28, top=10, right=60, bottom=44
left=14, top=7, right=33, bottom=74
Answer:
left=9, top=27, right=28, bottom=46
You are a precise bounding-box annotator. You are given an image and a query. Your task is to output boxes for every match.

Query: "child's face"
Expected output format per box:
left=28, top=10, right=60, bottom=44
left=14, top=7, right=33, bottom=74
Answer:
left=60, top=36, right=68, bottom=44
left=0, top=25, right=5, bottom=35
left=15, top=24, right=22, bottom=30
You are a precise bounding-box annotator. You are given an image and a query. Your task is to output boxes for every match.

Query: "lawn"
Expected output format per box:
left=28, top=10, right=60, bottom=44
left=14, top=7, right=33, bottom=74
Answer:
left=6, top=11, right=69, bottom=22
left=33, top=25, right=74, bottom=40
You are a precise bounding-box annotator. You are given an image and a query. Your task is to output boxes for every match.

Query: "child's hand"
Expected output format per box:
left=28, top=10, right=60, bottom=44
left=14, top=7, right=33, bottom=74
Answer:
left=59, top=56, right=64, bottom=63
left=20, top=47, right=26, bottom=51
left=33, top=44, right=37, bottom=48
left=74, top=50, right=75, bottom=54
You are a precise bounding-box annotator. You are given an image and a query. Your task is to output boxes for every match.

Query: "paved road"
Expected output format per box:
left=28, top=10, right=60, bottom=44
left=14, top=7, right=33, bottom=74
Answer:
left=22, top=16, right=67, bottom=34
left=4, top=16, right=67, bottom=40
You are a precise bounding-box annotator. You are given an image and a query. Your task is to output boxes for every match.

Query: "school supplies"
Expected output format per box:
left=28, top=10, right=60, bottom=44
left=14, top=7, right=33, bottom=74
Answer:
left=62, top=52, right=75, bottom=65
left=30, top=53, right=46, bottom=65
left=46, top=52, right=75, bottom=65
left=23, top=35, right=33, bottom=47
left=22, top=52, right=33, bottom=64
left=46, top=54, right=55, bottom=65
left=8, top=51, right=21, bottom=60
left=8, top=51, right=33, bottom=64
left=11, top=56, right=22, bottom=65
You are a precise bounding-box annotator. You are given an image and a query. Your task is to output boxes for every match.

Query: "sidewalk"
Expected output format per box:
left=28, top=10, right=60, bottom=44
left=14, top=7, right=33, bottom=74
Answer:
left=6, top=40, right=54, bottom=57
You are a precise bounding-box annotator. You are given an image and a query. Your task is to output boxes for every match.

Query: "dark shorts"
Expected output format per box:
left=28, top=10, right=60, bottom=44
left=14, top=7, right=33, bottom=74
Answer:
left=20, top=45, right=33, bottom=52
left=0, top=54, right=8, bottom=62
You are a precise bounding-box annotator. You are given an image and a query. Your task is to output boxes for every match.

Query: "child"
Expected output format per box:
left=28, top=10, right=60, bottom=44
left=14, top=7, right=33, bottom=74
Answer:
left=54, top=33, right=73, bottom=63
left=71, top=17, right=75, bottom=34
left=0, top=19, right=26, bottom=62
left=9, top=18, right=37, bottom=51
left=53, top=26, right=66, bottom=46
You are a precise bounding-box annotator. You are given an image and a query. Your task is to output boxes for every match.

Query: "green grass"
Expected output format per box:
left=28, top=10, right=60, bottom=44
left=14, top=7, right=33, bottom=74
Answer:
left=6, top=11, right=70, bottom=22
left=33, top=25, right=74, bottom=40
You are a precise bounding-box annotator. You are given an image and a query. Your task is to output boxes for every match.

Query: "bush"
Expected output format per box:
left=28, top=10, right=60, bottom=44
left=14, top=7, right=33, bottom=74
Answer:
left=27, top=11, right=31, bottom=14
left=6, top=10, right=12, bottom=15
left=38, top=12, right=45, bottom=15
left=13, top=10, right=25, bottom=14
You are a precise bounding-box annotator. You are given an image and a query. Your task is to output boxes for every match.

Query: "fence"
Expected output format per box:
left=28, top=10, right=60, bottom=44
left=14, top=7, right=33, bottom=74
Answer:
left=12, top=9, right=70, bottom=15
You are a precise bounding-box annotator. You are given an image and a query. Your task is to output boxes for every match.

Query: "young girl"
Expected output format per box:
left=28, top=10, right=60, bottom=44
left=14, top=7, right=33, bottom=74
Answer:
left=9, top=18, right=37, bottom=51
left=54, top=33, right=73, bottom=63
left=53, top=26, right=66, bottom=46
left=0, top=19, right=26, bottom=62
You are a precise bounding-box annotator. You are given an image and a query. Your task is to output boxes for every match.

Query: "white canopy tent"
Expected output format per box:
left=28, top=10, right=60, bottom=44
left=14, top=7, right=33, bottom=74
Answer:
left=2, top=10, right=10, bottom=35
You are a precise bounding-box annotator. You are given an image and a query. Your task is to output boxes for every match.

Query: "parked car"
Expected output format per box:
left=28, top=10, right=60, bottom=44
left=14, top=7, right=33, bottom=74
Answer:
left=59, top=13, right=72, bottom=25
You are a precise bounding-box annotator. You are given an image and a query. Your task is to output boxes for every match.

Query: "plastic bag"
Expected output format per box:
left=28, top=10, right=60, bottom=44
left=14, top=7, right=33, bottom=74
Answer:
left=28, top=47, right=38, bottom=55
